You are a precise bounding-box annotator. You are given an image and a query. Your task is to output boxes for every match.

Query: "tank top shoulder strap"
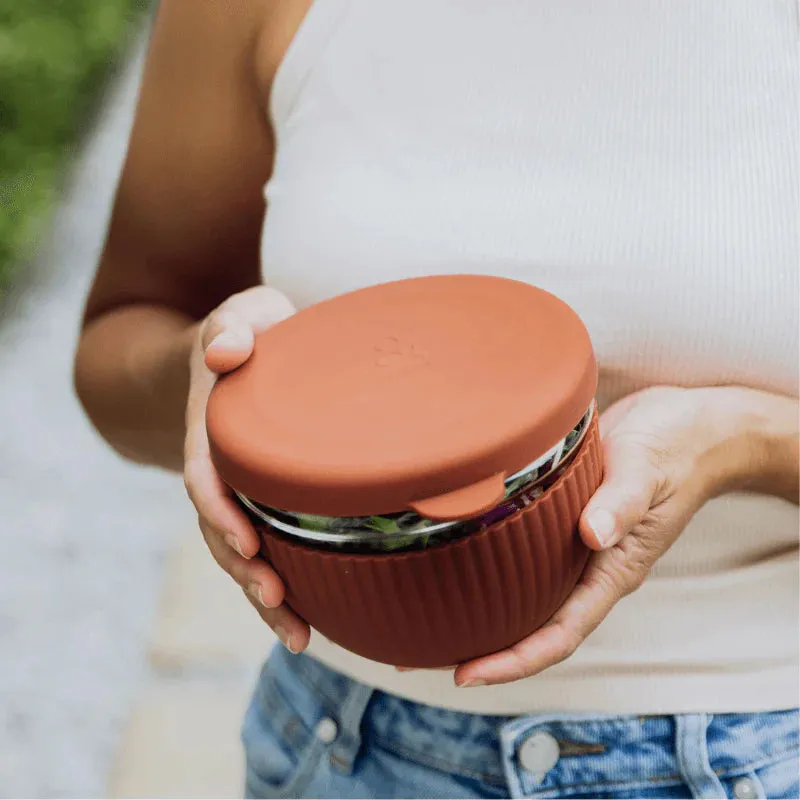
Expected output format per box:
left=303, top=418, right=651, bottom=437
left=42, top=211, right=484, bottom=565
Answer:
left=270, top=0, right=354, bottom=131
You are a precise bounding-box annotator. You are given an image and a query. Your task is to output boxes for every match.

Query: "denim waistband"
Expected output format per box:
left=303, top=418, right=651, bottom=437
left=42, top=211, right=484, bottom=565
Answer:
left=257, top=647, right=799, bottom=798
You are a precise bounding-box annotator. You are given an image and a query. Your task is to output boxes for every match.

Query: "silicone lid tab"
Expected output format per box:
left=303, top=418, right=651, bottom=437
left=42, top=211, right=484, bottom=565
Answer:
left=409, top=472, right=507, bottom=521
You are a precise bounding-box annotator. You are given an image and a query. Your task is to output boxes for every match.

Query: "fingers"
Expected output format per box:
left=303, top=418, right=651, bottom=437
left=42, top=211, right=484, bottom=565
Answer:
left=201, top=520, right=284, bottom=608
left=181, top=284, right=307, bottom=650
left=202, top=515, right=311, bottom=655
left=185, top=286, right=296, bottom=557
left=452, top=387, right=709, bottom=688
left=454, top=544, right=644, bottom=687
left=242, top=590, right=311, bottom=654
left=184, top=452, right=261, bottom=558
left=579, top=425, right=663, bottom=551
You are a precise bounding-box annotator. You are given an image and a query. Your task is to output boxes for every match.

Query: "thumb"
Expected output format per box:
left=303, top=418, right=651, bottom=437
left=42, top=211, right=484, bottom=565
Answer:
left=204, top=323, right=255, bottom=374
left=203, top=286, right=295, bottom=374
left=579, top=442, right=662, bottom=550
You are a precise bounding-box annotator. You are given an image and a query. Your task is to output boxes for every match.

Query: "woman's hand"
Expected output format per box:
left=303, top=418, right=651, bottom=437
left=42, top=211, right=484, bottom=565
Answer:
left=183, top=286, right=311, bottom=655
left=452, top=385, right=798, bottom=688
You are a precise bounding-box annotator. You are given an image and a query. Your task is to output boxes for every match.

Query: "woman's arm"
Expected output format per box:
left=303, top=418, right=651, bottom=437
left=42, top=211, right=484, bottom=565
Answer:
left=74, top=0, right=278, bottom=470
left=718, top=386, right=799, bottom=504
left=74, top=0, right=313, bottom=653
left=453, top=385, right=798, bottom=687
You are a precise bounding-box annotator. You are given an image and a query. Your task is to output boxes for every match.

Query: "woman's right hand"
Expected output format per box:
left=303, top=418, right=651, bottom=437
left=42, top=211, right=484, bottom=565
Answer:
left=183, top=285, right=311, bottom=654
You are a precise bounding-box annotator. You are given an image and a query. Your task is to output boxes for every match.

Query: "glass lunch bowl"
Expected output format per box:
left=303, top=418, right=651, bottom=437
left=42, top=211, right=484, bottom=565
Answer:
left=207, top=275, right=603, bottom=668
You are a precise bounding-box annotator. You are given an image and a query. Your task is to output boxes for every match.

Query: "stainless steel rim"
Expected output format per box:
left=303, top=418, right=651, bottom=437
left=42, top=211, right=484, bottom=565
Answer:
left=236, top=491, right=460, bottom=543
left=240, top=401, right=595, bottom=545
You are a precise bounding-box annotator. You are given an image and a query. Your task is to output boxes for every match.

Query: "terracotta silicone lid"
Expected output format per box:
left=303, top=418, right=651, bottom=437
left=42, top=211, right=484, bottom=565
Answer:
left=207, top=275, right=597, bottom=521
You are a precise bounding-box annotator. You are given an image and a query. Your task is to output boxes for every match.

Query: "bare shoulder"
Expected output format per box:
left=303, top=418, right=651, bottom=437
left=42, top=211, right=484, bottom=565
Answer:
left=83, top=0, right=312, bottom=324
left=145, top=0, right=279, bottom=115
left=254, top=0, right=316, bottom=95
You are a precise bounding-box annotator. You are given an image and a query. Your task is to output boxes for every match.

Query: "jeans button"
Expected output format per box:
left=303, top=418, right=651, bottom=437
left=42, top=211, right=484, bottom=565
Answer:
left=518, top=731, right=560, bottom=781
left=315, top=717, right=339, bottom=744
left=733, top=778, right=759, bottom=800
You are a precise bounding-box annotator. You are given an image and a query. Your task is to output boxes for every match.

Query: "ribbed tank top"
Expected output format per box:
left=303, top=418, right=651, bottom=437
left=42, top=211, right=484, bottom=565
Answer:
left=260, top=0, right=799, bottom=713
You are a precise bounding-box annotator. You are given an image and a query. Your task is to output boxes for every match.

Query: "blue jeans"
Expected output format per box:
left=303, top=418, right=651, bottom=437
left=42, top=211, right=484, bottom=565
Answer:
left=242, top=647, right=799, bottom=799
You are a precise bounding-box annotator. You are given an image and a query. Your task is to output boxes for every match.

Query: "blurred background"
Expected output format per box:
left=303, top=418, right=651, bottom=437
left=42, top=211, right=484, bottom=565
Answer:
left=1, top=4, right=275, bottom=796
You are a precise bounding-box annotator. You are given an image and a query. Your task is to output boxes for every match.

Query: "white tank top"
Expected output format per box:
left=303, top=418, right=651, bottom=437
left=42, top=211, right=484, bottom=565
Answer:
left=260, top=0, right=799, bottom=714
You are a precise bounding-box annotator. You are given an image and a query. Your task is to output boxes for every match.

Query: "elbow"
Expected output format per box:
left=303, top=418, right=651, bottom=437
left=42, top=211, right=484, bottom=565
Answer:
left=72, top=334, right=98, bottom=432
left=72, top=336, right=92, bottom=419
left=72, top=333, right=147, bottom=466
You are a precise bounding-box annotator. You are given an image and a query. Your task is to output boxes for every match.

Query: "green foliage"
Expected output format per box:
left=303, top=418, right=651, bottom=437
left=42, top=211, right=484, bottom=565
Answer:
left=0, top=0, right=146, bottom=295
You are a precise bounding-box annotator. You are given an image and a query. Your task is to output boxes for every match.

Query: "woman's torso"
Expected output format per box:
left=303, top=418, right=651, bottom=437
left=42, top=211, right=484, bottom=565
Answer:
left=255, top=0, right=799, bottom=714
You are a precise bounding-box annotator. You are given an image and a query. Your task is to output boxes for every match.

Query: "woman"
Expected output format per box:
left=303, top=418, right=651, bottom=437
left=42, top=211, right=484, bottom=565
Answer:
left=75, top=1, right=799, bottom=797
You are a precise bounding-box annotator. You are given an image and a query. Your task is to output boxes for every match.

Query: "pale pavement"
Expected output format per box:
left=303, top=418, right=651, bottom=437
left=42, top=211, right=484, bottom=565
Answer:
left=109, top=531, right=276, bottom=798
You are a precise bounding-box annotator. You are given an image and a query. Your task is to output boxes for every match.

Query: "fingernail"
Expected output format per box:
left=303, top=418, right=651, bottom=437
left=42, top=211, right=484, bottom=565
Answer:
left=275, top=625, right=300, bottom=654
left=209, top=330, right=249, bottom=351
left=248, top=583, right=265, bottom=607
left=457, top=678, right=486, bottom=688
left=587, top=509, right=616, bottom=547
left=225, top=534, right=244, bottom=557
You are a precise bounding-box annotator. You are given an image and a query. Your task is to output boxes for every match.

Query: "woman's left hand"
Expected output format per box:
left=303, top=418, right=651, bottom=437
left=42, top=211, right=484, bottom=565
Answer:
left=449, top=384, right=794, bottom=688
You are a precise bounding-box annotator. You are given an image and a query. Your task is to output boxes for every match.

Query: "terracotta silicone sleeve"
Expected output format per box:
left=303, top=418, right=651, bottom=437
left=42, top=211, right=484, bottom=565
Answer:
left=257, top=413, right=604, bottom=668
